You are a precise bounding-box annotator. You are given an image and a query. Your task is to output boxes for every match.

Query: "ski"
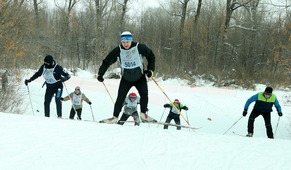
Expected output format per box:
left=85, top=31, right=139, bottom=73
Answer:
left=120, top=120, right=201, bottom=130
left=232, top=131, right=246, bottom=137
left=150, top=122, right=201, bottom=130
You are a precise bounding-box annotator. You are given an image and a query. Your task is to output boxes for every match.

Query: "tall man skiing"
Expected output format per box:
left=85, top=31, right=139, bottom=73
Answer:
left=97, top=31, right=157, bottom=123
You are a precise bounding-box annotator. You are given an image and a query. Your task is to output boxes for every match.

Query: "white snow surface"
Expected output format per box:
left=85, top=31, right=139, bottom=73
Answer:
left=1, top=70, right=291, bottom=170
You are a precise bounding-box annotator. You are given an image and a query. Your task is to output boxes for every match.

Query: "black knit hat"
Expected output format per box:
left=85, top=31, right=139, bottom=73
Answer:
left=264, top=87, right=273, bottom=95
left=44, top=55, right=54, bottom=65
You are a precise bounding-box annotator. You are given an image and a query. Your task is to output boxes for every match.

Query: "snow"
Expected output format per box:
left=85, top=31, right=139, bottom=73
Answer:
left=1, top=69, right=291, bottom=170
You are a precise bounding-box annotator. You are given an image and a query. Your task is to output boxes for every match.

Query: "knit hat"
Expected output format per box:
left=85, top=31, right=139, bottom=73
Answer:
left=75, top=86, right=80, bottom=91
left=129, top=92, right=137, bottom=100
left=174, top=99, right=180, bottom=103
left=44, top=55, right=54, bottom=65
left=264, top=87, right=273, bottom=95
left=120, top=31, right=133, bottom=42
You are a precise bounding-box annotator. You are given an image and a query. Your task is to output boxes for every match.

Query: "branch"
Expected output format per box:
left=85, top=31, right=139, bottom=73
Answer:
left=229, top=25, right=257, bottom=31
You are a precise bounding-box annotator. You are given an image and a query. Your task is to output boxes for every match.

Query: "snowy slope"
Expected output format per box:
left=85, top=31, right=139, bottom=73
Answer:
left=1, top=70, right=291, bottom=170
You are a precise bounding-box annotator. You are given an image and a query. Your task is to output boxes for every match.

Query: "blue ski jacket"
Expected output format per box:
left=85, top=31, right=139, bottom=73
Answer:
left=244, top=92, right=282, bottom=113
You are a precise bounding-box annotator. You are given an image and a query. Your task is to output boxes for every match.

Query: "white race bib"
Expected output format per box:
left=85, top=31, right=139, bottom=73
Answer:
left=72, top=93, right=82, bottom=105
left=119, top=45, right=142, bottom=69
left=43, top=65, right=58, bottom=84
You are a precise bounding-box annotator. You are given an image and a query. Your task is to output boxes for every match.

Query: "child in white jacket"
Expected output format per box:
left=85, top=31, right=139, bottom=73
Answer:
left=117, top=92, right=141, bottom=126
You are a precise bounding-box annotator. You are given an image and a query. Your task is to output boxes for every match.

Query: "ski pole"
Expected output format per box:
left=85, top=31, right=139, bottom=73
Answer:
left=151, top=77, right=192, bottom=128
left=102, top=82, right=115, bottom=104
left=274, top=117, right=280, bottom=137
left=223, top=116, right=243, bottom=135
left=185, top=107, right=190, bottom=131
left=157, top=107, right=166, bottom=128
left=185, top=105, right=189, bottom=122
left=90, top=105, right=95, bottom=121
left=26, top=85, right=35, bottom=116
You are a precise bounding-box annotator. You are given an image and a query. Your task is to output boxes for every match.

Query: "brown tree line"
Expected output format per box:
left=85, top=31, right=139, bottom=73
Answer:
left=1, top=0, right=291, bottom=88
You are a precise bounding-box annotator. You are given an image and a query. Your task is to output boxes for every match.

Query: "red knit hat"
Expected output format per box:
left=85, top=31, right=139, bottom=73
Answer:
left=174, top=99, right=180, bottom=103
left=129, top=92, right=137, bottom=100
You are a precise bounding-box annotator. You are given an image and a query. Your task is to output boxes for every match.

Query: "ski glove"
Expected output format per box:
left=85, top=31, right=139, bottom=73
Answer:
left=60, top=77, right=67, bottom=82
left=60, top=75, right=70, bottom=82
left=97, top=74, right=104, bottom=82
left=183, top=106, right=189, bottom=111
left=88, top=102, right=92, bottom=105
left=24, top=79, right=31, bottom=86
left=164, top=104, right=170, bottom=108
left=60, top=97, right=64, bottom=101
left=242, top=110, right=247, bottom=116
left=278, top=112, right=283, bottom=117
left=146, top=70, right=154, bottom=78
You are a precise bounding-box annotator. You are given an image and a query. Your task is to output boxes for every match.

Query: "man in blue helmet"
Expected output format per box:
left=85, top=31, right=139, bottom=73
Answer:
left=97, top=31, right=157, bottom=124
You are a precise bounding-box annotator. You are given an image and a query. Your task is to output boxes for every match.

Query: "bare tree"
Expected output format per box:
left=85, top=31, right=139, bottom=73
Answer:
left=194, top=0, right=202, bottom=23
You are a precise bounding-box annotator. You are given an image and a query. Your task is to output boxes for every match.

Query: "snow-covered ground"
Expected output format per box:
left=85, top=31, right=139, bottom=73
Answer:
left=1, top=69, right=291, bottom=170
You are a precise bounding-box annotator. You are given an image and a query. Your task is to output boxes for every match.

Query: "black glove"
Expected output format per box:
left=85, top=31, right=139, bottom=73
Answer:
left=163, top=104, right=170, bottom=108
left=278, top=112, right=283, bottom=117
left=243, top=110, right=247, bottom=116
left=60, top=97, right=64, bottom=101
left=146, top=70, right=154, bottom=78
left=24, top=79, right=31, bottom=86
left=97, top=74, right=104, bottom=82
left=184, top=106, right=189, bottom=111
left=60, top=77, right=68, bottom=82
left=88, top=102, right=92, bottom=105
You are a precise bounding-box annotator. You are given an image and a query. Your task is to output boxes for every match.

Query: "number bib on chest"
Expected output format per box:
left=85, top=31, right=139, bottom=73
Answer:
left=119, top=45, right=142, bottom=69
left=43, top=65, right=58, bottom=84
left=72, top=93, right=82, bottom=105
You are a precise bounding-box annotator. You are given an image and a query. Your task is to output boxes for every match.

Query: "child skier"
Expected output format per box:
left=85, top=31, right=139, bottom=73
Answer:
left=117, top=92, right=141, bottom=126
left=163, top=99, right=189, bottom=130
left=61, top=86, right=92, bottom=120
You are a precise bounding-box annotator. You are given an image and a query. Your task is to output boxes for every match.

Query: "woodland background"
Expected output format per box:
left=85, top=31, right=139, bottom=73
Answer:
left=0, top=0, right=291, bottom=113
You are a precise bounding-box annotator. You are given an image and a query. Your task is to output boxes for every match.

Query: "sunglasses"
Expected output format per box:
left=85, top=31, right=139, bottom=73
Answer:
left=75, top=88, right=80, bottom=91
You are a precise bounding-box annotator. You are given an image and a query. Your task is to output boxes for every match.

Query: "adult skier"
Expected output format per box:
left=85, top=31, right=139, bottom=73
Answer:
left=25, top=55, right=71, bottom=118
left=243, top=86, right=283, bottom=138
left=97, top=31, right=157, bottom=123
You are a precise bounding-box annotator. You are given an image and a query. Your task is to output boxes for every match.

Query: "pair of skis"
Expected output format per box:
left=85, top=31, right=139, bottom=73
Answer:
left=119, top=120, right=201, bottom=130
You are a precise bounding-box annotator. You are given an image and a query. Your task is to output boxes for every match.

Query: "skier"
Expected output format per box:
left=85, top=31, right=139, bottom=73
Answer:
left=117, top=92, right=141, bottom=126
left=163, top=99, right=189, bottom=130
left=243, top=86, right=283, bottom=138
left=24, top=55, right=71, bottom=118
left=61, top=86, right=92, bottom=120
left=97, top=31, right=157, bottom=124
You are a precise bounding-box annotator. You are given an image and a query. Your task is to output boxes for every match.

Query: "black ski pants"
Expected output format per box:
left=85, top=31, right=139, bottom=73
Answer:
left=44, top=86, right=63, bottom=117
left=164, top=114, right=181, bottom=130
left=69, top=108, right=82, bottom=120
left=113, top=76, right=148, bottom=118
left=247, top=109, right=273, bottom=138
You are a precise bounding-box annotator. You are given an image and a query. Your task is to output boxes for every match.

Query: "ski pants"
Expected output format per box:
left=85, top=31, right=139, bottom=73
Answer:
left=117, top=111, right=140, bottom=126
left=44, top=86, right=63, bottom=117
left=247, top=109, right=273, bottom=138
left=164, top=114, right=181, bottom=130
left=69, top=107, right=82, bottom=120
left=113, top=76, right=148, bottom=118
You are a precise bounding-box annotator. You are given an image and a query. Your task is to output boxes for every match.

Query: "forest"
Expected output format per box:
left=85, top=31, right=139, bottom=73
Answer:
left=0, top=0, right=291, bottom=112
